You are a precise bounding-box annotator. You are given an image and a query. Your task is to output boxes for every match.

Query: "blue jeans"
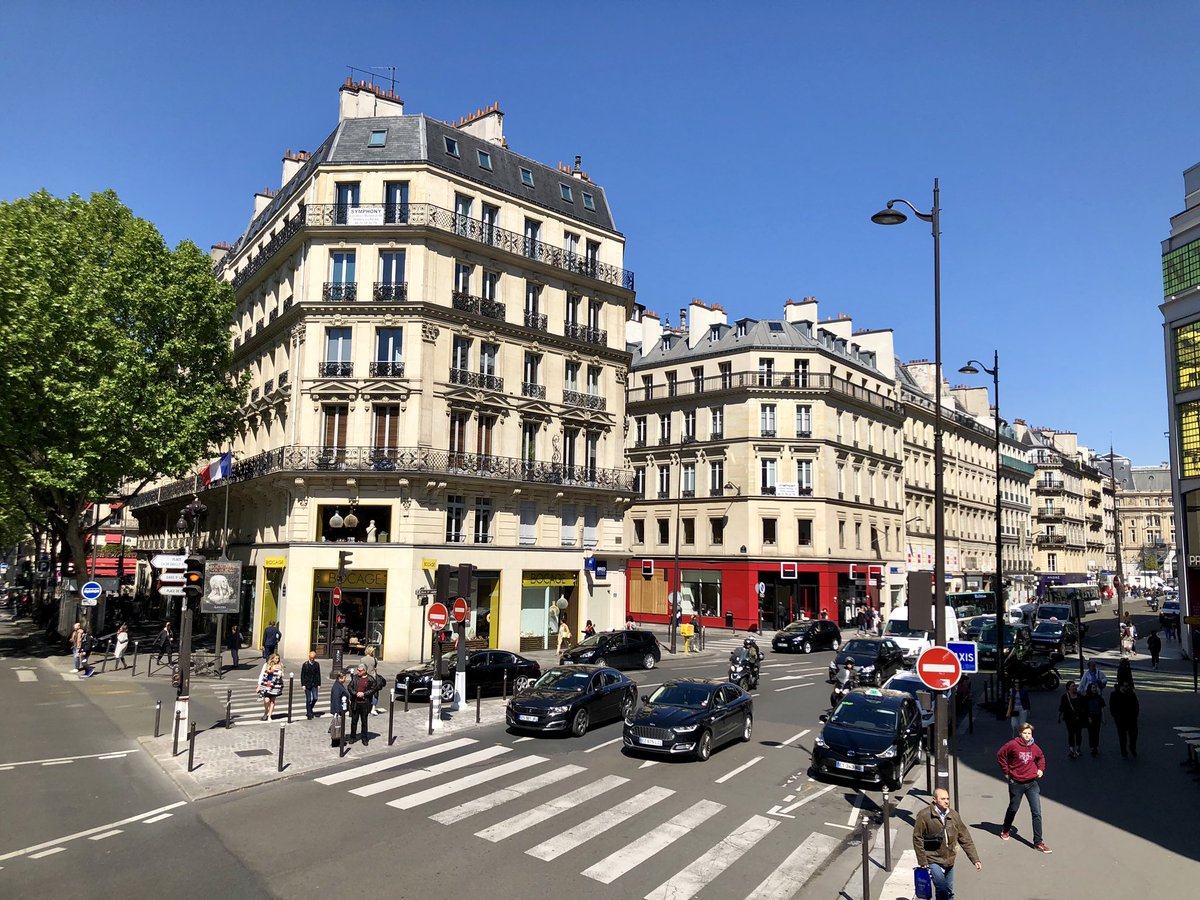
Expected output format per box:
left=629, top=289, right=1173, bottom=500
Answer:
left=1003, top=778, right=1042, bottom=843
left=305, top=686, right=319, bottom=719
left=929, top=862, right=955, bottom=900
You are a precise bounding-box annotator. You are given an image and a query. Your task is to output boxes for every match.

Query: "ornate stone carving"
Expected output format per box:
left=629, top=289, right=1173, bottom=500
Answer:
left=422, top=323, right=440, bottom=343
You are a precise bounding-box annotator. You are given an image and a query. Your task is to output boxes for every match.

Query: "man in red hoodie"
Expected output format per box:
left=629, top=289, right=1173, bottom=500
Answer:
left=996, top=722, right=1051, bottom=852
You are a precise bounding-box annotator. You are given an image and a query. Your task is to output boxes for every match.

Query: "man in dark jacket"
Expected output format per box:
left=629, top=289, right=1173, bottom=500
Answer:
left=300, top=650, right=322, bottom=720
left=913, top=788, right=981, bottom=900
left=997, top=722, right=1051, bottom=852
left=154, top=623, right=174, bottom=666
left=348, top=664, right=373, bottom=746
left=227, top=625, right=243, bottom=669
left=329, top=671, right=350, bottom=747
left=262, top=622, right=281, bottom=660
left=1109, top=681, right=1140, bottom=758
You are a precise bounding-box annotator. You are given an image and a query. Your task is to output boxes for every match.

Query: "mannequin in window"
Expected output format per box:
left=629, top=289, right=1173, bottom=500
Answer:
left=366, top=520, right=377, bottom=543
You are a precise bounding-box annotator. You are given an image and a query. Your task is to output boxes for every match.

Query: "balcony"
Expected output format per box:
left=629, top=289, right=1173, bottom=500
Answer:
left=521, top=382, right=546, bottom=400
left=452, top=290, right=506, bottom=322
left=230, top=213, right=304, bottom=289
left=761, top=486, right=777, bottom=496
left=450, top=369, right=504, bottom=392
left=524, top=310, right=548, bottom=331
left=710, top=487, right=726, bottom=497
left=562, top=389, right=605, bottom=411
left=625, top=369, right=902, bottom=415
left=319, top=361, right=353, bottom=377
left=799, top=487, right=814, bottom=496
left=369, top=361, right=406, bottom=377
left=682, top=489, right=696, bottom=498
left=681, top=434, right=697, bottom=445
left=263, top=379, right=274, bottom=396
left=1036, top=534, right=1067, bottom=546
left=250, top=387, right=260, bottom=403
left=797, top=430, right=812, bottom=439
left=1037, top=480, right=1065, bottom=494
left=278, top=371, right=289, bottom=389
left=710, top=430, right=724, bottom=441
left=633, top=439, right=647, bottom=449
left=323, top=282, right=357, bottom=302
left=658, top=436, right=672, bottom=446
left=563, top=321, right=608, bottom=346
left=1088, top=514, right=1103, bottom=528
left=657, top=490, right=670, bottom=499
left=373, top=282, right=408, bottom=302
left=1037, top=507, right=1065, bottom=521
left=760, top=429, right=777, bottom=438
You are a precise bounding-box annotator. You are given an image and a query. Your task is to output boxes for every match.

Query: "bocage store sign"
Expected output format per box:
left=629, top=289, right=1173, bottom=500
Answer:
left=522, top=572, right=578, bottom=588
left=314, top=570, right=389, bottom=589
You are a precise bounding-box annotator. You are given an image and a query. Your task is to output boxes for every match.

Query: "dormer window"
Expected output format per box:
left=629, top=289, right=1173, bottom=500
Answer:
left=709, top=325, right=721, bottom=341
left=560, top=184, right=574, bottom=202
left=444, top=136, right=460, bottom=157
left=736, top=323, right=748, bottom=338
left=768, top=322, right=784, bottom=332
left=519, top=167, right=535, bottom=187
left=582, top=192, right=595, bottom=211
left=368, top=129, right=388, bottom=147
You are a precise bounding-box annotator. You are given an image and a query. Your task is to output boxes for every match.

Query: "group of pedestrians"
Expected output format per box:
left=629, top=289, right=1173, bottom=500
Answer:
left=1056, top=659, right=1141, bottom=758
left=68, top=621, right=134, bottom=676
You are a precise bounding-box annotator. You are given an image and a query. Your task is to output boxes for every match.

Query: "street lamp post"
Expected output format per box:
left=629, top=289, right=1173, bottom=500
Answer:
left=958, top=352, right=1006, bottom=691
left=873, top=179, right=949, bottom=793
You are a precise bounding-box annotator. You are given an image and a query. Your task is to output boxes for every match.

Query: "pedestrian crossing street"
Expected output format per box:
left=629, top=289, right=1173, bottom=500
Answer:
left=205, top=676, right=307, bottom=725
left=314, top=736, right=843, bottom=899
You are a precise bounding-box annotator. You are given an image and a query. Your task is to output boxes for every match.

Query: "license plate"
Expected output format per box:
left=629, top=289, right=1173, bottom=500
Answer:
left=640, top=737, right=664, bottom=746
left=835, top=761, right=864, bottom=772
left=518, top=715, right=538, bottom=722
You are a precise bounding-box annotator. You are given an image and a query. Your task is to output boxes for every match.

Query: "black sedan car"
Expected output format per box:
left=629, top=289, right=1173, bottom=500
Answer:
left=810, top=687, right=924, bottom=790
left=771, top=619, right=843, bottom=654
left=559, top=629, right=661, bottom=670
left=826, top=638, right=905, bottom=687
left=962, top=615, right=991, bottom=641
left=623, top=679, right=753, bottom=761
left=1031, top=620, right=1078, bottom=654
left=506, top=665, right=636, bottom=736
left=395, top=650, right=541, bottom=702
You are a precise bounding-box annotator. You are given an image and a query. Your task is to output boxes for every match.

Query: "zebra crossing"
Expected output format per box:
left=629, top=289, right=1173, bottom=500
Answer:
left=205, top=676, right=300, bottom=725
left=314, top=736, right=843, bottom=898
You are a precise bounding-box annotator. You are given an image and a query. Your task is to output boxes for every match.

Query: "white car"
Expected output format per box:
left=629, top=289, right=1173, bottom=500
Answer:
left=882, top=672, right=935, bottom=728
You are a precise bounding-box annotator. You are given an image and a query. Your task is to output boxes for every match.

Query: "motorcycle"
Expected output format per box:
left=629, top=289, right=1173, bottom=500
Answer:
left=829, top=671, right=858, bottom=709
left=728, top=652, right=759, bottom=691
left=1006, top=655, right=1061, bottom=690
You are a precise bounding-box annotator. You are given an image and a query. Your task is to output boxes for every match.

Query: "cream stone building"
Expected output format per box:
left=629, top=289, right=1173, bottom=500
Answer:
left=129, top=80, right=636, bottom=662
left=623, top=298, right=905, bottom=630
left=1114, top=463, right=1174, bottom=580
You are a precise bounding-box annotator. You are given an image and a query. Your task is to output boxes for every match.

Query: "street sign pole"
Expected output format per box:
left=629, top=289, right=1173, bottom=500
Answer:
left=427, top=602, right=449, bottom=730
left=452, top=597, right=469, bottom=711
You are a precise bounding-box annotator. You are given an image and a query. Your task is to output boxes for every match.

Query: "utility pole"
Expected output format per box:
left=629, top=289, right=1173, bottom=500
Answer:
left=670, top=453, right=682, bottom=654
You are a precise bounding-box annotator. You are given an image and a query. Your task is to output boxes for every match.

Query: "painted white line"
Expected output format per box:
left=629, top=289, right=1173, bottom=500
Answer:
left=583, top=800, right=725, bottom=884
left=513, top=736, right=534, bottom=743
left=639, top=760, right=659, bottom=769
left=878, top=849, right=919, bottom=896
left=88, top=830, right=122, bottom=841
left=0, top=801, right=188, bottom=862
left=644, top=814, right=779, bottom=900
left=314, top=737, right=476, bottom=785
left=475, top=775, right=628, bottom=842
left=778, top=729, right=810, bottom=747
left=16, top=670, right=37, bottom=682
left=773, top=674, right=815, bottom=681
left=774, top=684, right=809, bottom=692
left=96, top=753, right=130, bottom=760
left=783, top=794, right=796, bottom=802
left=527, top=786, right=675, bottom=861
left=776, top=783, right=837, bottom=815
left=431, top=764, right=585, bottom=825
left=0, top=749, right=139, bottom=769
left=824, top=822, right=853, bottom=829
left=41, top=760, right=73, bottom=767
left=0, top=767, right=12, bottom=772
left=142, top=813, right=173, bottom=825
left=351, top=746, right=510, bottom=798
left=846, top=789, right=866, bottom=828
left=29, top=848, right=65, bottom=859
left=387, top=755, right=546, bottom=810
left=585, top=736, right=622, bottom=753
left=59, top=672, right=77, bottom=680
left=714, top=755, right=763, bottom=784
left=750, top=831, right=842, bottom=899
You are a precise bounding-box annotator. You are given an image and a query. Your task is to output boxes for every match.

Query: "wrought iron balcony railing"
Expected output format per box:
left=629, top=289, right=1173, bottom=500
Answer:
left=1036, top=534, right=1067, bottom=546
left=626, top=370, right=902, bottom=415
left=633, top=439, right=647, bottom=448
left=263, top=379, right=274, bottom=396
left=521, top=382, right=546, bottom=399
left=278, top=371, right=289, bottom=389
left=524, top=310, right=548, bottom=331
left=563, top=321, right=608, bottom=346
left=369, top=361, right=406, bottom=377
left=323, top=282, right=357, bottom=302
left=562, top=389, right=605, bottom=411
left=231, top=213, right=304, bottom=289
left=1038, top=480, right=1066, bottom=493
left=319, top=361, right=353, bottom=377
left=373, top=282, right=408, bottom=302
left=1037, top=507, right=1065, bottom=519
left=452, top=290, right=505, bottom=322
left=450, top=369, right=504, bottom=392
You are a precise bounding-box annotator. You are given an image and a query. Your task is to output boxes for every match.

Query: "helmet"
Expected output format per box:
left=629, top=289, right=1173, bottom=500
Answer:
left=743, top=638, right=753, bottom=648
left=845, top=657, right=855, bottom=666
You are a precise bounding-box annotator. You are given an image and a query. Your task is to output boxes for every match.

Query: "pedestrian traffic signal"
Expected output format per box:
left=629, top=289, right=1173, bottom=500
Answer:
left=183, top=556, right=205, bottom=599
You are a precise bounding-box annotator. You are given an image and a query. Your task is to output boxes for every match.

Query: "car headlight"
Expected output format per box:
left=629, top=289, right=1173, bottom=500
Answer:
left=860, top=664, right=875, bottom=672
left=624, top=718, right=635, bottom=726
left=814, top=734, right=827, bottom=748
left=546, top=705, right=570, bottom=714
left=671, top=723, right=700, bottom=733
left=576, top=650, right=595, bottom=660
left=877, top=744, right=898, bottom=759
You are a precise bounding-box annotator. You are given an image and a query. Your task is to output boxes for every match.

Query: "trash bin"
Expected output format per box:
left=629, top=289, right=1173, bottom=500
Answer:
left=725, top=611, right=734, bottom=629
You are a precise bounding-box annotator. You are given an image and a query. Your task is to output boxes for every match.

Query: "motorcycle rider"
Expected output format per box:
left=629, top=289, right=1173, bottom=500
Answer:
left=729, top=638, right=763, bottom=689
left=831, top=657, right=858, bottom=707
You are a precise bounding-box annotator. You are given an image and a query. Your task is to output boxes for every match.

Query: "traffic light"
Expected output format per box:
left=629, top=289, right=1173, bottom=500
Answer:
left=183, top=556, right=205, bottom=600
left=337, top=550, right=353, bottom=584
left=435, top=564, right=453, bottom=605
left=457, top=563, right=475, bottom=597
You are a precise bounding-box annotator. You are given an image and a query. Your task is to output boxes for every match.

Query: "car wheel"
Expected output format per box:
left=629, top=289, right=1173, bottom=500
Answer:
left=695, top=730, right=713, bottom=761
left=621, top=691, right=635, bottom=719
left=738, top=675, right=751, bottom=692
left=571, top=707, right=590, bottom=737
left=802, top=641, right=813, bottom=654
left=513, top=676, right=533, bottom=692
left=642, top=652, right=656, bottom=670
left=872, top=671, right=881, bottom=687
left=741, top=712, right=753, bottom=742
left=594, top=657, right=607, bottom=667
left=832, top=638, right=841, bottom=651
left=440, top=682, right=455, bottom=702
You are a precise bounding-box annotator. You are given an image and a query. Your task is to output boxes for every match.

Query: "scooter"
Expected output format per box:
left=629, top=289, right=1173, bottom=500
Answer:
left=1006, top=655, right=1061, bottom=690
left=829, top=673, right=858, bottom=709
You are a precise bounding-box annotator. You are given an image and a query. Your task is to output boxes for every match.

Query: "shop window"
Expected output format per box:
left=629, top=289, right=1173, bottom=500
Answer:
left=316, top=504, right=392, bottom=543
left=681, top=568, right=722, bottom=618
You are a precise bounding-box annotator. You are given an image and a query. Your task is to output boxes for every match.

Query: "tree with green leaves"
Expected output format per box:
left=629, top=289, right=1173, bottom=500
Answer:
left=0, top=189, right=243, bottom=575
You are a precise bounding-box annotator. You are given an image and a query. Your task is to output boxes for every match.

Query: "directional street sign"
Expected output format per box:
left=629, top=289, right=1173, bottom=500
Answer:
left=427, top=602, right=449, bottom=630
left=81, top=581, right=103, bottom=602
left=946, top=640, right=979, bottom=674
left=916, top=646, right=963, bottom=691
left=159, top=586, right=186, bottom=597
left=158, top=572, right=186, bottom=585
left=151, top=554, right=186, bottom=570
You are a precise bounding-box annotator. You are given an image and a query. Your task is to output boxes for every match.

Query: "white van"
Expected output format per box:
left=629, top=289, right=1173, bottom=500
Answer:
left=883, top=605, right=961, bottom=666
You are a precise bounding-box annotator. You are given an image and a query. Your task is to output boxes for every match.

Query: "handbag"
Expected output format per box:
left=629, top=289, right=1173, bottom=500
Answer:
left=914, top=866, right=933, bottom=900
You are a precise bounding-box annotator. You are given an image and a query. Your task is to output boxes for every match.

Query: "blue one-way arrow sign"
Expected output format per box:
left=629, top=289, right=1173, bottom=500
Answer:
left=947, top=640, right=978, bottom=674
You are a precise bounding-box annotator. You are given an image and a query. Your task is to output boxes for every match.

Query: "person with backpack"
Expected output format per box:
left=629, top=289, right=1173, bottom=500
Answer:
left=300, top=651, right=322, bottom=720
left=77, top=628, right=96, bottom=678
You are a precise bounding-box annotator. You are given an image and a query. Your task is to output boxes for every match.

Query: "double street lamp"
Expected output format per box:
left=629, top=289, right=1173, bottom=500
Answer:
left=872, top=179, right=949, bottom=793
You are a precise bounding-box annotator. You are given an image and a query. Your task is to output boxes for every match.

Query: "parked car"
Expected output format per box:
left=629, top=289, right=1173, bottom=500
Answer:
left=962, top=615, right=991, bottom=641
left=827, top=638, right=906, bottom=687
left=1031, top=620, right=1078, bottom=654
left=623, top=679, right=753, bottom=761
left=560, top=629, right=661, bottom=670
left=771, top=619, right=843, bottom=654
left=506, top=665, right=636, bottom=736
left=810, top=687, right=924, bottom=791
left=395, top=649, right=541, bottom=702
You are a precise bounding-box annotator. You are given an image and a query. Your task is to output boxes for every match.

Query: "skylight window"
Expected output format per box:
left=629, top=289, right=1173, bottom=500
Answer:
left=445, top=136, right=460, bottom=157
left=520, top=167, right=535, bottom=187
left=582, top=192, right=595, bottom=211
left=477, top=150, right=493, bottom=171
left=368, top=129, right=388, bottom=147
left=560, top=184, right=574, bottom=202
left=768, top=322, right=785, bottom=332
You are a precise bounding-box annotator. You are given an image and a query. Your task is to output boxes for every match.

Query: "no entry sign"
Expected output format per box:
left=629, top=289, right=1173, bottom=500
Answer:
left=427, top=602, right=449, bottom=630
left=332, top=587, right=342, bottom=607
left=452, top=597, right=469, bottom=623
left=916, top=646, right=963, bottom=691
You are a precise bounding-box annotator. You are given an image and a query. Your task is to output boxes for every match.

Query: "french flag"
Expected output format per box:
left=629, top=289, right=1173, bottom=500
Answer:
left=202, top=451, right=232, bottom=486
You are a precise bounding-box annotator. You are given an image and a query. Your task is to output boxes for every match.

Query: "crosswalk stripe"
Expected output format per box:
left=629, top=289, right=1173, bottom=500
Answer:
left=315, top=737, right=476, bottom=785
left=387, top=755, right=547, bottom=811
left=16, top=670, right=37, bottom=682
left=644, top=814, right=779, bottom=900
left=582, top=799, right=725, bottom=885
left=748, top=831, right=841, bottom=899
left=430, top=764, right=586, bottom=825
left=350, top=746, right=510, bottom=797
left=526, top=785, right=675, bottom=861
left=475, top=775, right=628, bottom=843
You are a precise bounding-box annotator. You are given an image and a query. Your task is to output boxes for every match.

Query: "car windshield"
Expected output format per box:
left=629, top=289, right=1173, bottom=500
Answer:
left=829, top=697, right=898, bottom=733
left=843, top=640, right=881, bottom=656
left=782, top=622, right=811, bottom=634
left=1038, top=607, right=1070, bottom=620
left=1033, top=623, right=1061, bottom=636
left=532, top=669, right=590, bottom=692
left=979, top=624, right=1021, bottom=647
left=884, top=679, right=927, bottom=705
left=883, top=622, right=926, bottom=638
left=572, top=633, right=604, bottom=649
left=648, top=683, right=712, bottom=709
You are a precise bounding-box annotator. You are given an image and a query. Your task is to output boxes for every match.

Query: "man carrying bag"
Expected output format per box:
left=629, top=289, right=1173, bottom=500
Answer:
left=913, top=787, right=982, bottom=900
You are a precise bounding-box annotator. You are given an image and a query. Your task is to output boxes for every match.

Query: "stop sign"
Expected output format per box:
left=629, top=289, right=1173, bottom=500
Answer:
left=332, top=587, right=342, bottom=607
left=452, top=597, right=469, bottom=623
left=916, top=646, right=963, bottom=691
left=427, top=602, right=449, bottom=630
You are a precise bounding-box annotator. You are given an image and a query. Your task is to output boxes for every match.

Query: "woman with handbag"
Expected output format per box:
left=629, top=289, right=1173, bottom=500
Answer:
left=258, top=654, right=284, bottom=720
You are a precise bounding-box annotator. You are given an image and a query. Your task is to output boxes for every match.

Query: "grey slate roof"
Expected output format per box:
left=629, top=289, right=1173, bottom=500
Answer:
left=1130, top=465, right=1169, bottom=492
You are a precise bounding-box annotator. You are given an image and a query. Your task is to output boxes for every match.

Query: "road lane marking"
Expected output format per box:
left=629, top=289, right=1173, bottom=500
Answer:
left=750, top=831, right=842, bottom=898
left=29, top=848, right=65, bottom=859
left=639, top=760, right=659, bottom=769
left=714, top=755, right=763, bottom=784
left=96, top=753, right=130, bottom=760
left=314, top=738, right=476, bottom=785
left=474, top=775, right=627, bottom=842
left=16, top=670, right=37, bottom=682
left=773, top=674, right=815, bottom=681
left=778, top=729, right=809, bottom=747
left=824, top=822, right=853, bottom=829
left=430, top=764, right=585, bottom=825
left=351, top=746, right=510, bottom=797
left=88, top=830, right=122, bottom=841
left=142, top=813, right=173, bottom=824
left=583, top=800, right=725, bottom=884
left=774, top=684, right=810, bottom=692
left=846, top=790, right=866, bottom=827
left=387, top=755, right=546, bottom=810
left=0, top=801, right=188, bottom=861
left=644, top=814, right=779, bottom=900
left=772, top=783, right=837, bottom=816
left=585, top=736, right=622, bottom=753
left=513, top=736, right=534, bottom=743
left=41, top=760, right=73, bottom=767
left=0, top=749, right=138, bottom=769
left=527, top=786, right=675, bottom=861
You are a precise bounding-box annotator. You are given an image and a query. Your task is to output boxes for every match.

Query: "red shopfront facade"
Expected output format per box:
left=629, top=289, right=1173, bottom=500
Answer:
left=627, top=559, right=867, bottom=632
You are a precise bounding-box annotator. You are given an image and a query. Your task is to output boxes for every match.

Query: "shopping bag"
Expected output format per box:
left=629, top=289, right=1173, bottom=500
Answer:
left=914, top=866, right=933, bottom=900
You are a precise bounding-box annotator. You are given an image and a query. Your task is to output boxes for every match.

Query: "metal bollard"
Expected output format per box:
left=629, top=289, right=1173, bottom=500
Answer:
left=101, top=639, right=113, bottom=673
left=278, top=724, right=286, bottom=772
left=287, top=674, right=294, bottom=724
left=388, top=690, right=395, bottom=747
left=502, top=669, right=508, bottom=700
left=225, top=688, right=233, bottom=729
left=476, top=685, right=482, bottom=724
left=882, top=790, right=892, bottom=871
left=172, top=710, right=182, bottom=757
left=404, top=688, right=409, bottom=714
left=154, top=700, right=162, bottom=738
left=131, top=641, right=138, bottom=677
left=860, top=815, right=871, bottom=899
left=187, top=721, right=197, bottom=772
left=951, top=692, right=961, bottom=812
left=339, top=711, right=347, bottom=758
left=428, top=692, right=434, bottom=735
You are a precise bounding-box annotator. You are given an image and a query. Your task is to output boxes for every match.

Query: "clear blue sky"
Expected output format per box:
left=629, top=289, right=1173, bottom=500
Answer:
left=2, top=1, right=1195, bottom=465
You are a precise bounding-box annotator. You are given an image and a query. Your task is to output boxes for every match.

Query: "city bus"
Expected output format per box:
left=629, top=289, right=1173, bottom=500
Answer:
left=946, top=591, right=997, bottom=622
left=1046, top=584, right=1102, bottom=615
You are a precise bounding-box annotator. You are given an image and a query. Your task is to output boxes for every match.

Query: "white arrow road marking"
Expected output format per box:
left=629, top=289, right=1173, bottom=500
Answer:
left=0, top=801, right=188, bottom=862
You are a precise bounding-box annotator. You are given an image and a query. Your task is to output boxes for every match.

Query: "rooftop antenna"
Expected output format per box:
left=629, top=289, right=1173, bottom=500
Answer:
left=345, top=65, right=399, bottom=94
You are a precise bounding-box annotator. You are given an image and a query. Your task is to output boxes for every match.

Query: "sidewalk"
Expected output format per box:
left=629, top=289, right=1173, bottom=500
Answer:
left=867, top=652, right=1200, bottom=899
